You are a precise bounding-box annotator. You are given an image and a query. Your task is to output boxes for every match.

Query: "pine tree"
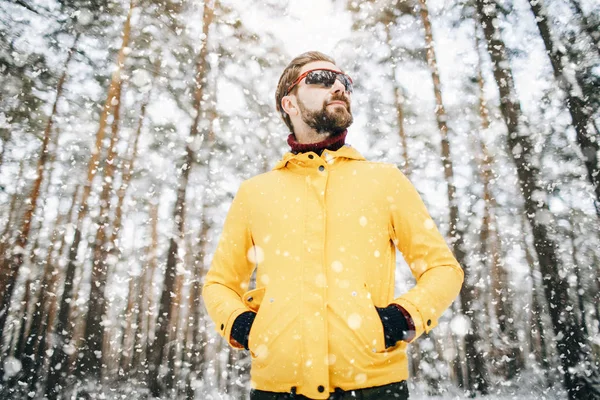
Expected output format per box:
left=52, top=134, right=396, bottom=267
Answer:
left=474, top=0, right=596, bottom=396
left=526, top=0, right=600, bottom=217
left=45, top=2, right=134, bottom=395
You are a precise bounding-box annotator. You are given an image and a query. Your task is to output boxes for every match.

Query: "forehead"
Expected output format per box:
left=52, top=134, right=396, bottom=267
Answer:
left=298, top=60, right=341, bottom=75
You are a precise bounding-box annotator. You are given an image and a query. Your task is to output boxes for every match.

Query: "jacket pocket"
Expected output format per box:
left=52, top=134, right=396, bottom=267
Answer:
left=244, top=286, right=299, bottom=361
left=242, top=287, right=266, bottom=356
left=358, top=283, right=387, bottom=354
left=330, top=283, right=387, bottom=354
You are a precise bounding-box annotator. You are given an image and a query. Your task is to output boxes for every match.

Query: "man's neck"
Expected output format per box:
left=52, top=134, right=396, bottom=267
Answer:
left=293, top=129, right=333, bottom=144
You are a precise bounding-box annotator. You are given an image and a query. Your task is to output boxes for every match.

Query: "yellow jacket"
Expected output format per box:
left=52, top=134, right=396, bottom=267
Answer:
left=203, top=145, right=463, bottom=399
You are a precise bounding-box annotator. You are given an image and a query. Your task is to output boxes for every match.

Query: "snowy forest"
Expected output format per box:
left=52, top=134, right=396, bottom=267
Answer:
left=0, top=0, right=599, bottom=398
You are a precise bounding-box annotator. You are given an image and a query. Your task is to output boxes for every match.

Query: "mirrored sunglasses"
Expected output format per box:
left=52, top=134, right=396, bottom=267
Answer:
left=286, top=68, right=353, bottom=95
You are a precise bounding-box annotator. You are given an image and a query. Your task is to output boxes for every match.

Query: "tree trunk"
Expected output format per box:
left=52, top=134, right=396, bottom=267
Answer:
left=164, top=271, right=185, bottom=392
left=78, top=62, right=125, bottom=383
left=66, top=260, right=91, bottom=377
left=522, top=215, right=552, bottom=385
left=25, top=186, right=79, bottom=394
left=27, top=185, right=79, bottom=396
left=594, top=252, right=600, bottom=335
left=566, top=0, right=600, bottom=56
left=418, top=0, right=489, bottom=393
left=45, top=6, right=134, bottom=396
left=475, top=0, right=595, bottom=397
left=15, top=134, right=67, bottom=388
left=20, top=198, right=71, bottom=388
left=0, top=160, right=25, bottom=301
left=182, top=91, right=219, bottom=395
left=384, top=23, right=411, bottom=177
left=115, top=89, right=150, bottom=379
left=138, top=203, right=160, bottom=373
left=527, top=0, right=600, bottom=218
left=0, top=34, right=79, bottom=343
left=147, top=2, right=214, bottom=396
left=177, top=235, right=197, bottom=398
left=118, top=268, right=138, bottom=376
left=0, top=132, right=8, bottom=169
left=184, top=220, right=210, bottom=398
left=13, top=276, right=32, bottom=365
left=108, top=76, right=150, bottom=256
left=474, top=33, right=523, bottom=379
left=26, top=118, right=64, bottom=271
left=567, top=219, right=588, bottom=338
left=130, top=260, right=148, bottom=377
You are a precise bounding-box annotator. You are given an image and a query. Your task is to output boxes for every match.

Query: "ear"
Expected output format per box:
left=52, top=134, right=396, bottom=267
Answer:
left=281, top=95, right=299, bottom=117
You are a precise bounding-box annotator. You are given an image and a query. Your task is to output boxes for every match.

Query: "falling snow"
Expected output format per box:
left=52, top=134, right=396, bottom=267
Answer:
left=0, top=0, right=598, bottom=398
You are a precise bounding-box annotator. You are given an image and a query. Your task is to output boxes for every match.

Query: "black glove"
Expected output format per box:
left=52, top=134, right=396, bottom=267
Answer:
left=231, top=311, right=256, bottom=350
left=376, top=304, right=410, bottom=348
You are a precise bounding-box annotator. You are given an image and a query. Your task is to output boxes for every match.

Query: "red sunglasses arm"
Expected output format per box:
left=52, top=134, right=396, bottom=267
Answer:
left=286, top=70, right=310, bottom=95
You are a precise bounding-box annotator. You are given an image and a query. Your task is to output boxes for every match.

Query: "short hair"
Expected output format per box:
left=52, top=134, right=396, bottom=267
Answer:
left=275, top=51, right=337, bottom=133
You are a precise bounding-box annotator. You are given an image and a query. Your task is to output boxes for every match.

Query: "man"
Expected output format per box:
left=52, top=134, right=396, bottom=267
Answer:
left=203, top=51, right=464, bottom=400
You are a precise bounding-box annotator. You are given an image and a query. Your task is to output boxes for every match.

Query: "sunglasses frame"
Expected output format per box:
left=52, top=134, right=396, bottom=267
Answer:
left=285, top=68, right=353, bottom=96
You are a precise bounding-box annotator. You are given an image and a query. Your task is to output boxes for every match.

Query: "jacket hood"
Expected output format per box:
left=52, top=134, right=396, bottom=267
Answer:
left=273, top=144, right=366, bottom=170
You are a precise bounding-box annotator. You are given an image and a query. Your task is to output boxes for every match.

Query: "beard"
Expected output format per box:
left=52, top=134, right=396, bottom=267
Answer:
left=297, top=94, right=353, bottom=136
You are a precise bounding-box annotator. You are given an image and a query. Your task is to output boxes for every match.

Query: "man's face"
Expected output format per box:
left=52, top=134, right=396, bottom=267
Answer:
left=292, top=61, right=353, bottom=135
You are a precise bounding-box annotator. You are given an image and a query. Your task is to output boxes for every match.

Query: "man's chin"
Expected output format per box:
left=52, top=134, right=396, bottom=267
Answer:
left=302, top=107, right=353, bottom=135
left=320, top=120, right=353, bottom=136
left=327, top=108, right=352, bottom=121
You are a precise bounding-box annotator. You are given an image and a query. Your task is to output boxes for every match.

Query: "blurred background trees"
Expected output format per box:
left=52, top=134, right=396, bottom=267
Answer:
left=0, top=0, right=598, bottom=398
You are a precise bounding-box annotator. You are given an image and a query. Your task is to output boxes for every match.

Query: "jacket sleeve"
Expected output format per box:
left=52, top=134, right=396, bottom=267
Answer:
left=202, top=181, right=255, bottom=349
left=388, top=167, right=464, bottom=341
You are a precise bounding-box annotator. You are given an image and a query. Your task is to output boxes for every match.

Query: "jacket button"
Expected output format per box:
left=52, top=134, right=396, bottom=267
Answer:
left=308, top=154, right=314, bottom=159
left=317, top=385, right=325, bottom=393
left=220, top=324, right=224, bottom=330
left=427, top=319, right=432, bottom=326
left=318, top=165, right=325, bottom=171
left=247, top=296, right=253, bottom=302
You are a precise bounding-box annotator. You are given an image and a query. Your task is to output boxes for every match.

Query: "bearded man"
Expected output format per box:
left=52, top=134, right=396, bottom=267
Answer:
left=203, top=51, right=464, bottom=400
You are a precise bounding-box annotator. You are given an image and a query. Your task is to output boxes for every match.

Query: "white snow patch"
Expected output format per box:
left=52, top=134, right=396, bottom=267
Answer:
left=315, top=273, right=327, bottom=287
left=331, top=260, right=343, bottom=272
left=347, top=313, right=362, bottom=330
left=450, top=314, right=470, bottom=337
left=424, top=218, right=435, bottom=230
left=247, top=245, right=265, bottom=264
left=2, top=357, right=21, bottom=378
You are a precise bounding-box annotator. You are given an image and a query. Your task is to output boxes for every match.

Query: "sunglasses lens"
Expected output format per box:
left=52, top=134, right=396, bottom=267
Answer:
left=338, top=75, right=353, bottom=93
left=305, top=70, right=353, bottom=93
left=306, top=70, right=337, bottom=87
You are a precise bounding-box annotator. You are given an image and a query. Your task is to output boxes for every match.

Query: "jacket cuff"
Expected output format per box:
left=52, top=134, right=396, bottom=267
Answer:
left=220, top=307, right=249, bottom=349
left=391, top=303, right=416, bottom=342
left=393, top=297, right=426, bottom=341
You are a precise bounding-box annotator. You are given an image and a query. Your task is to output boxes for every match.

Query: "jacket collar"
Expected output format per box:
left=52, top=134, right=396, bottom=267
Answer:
left=273, top=144, right=366, bottom=170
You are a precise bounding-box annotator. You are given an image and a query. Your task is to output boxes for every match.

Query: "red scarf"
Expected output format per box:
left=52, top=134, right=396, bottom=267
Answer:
left=287, top=130, right=347, bottom=155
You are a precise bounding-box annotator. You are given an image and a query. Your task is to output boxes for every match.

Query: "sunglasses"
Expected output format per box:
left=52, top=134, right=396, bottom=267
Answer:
left=286, top=68, right=353, bottom=95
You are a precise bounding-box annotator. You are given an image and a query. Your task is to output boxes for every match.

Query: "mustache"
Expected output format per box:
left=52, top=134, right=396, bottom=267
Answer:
left=324, top=97, right=350, bottom=110
left=327, top=94, right=350, bottom=108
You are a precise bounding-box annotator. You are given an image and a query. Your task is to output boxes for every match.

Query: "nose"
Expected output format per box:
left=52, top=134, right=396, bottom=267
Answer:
left=331, top=77, right=348, bottom=94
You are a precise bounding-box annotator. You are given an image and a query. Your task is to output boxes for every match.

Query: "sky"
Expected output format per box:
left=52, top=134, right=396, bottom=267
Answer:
left=242, top=0, right=354, bottom=57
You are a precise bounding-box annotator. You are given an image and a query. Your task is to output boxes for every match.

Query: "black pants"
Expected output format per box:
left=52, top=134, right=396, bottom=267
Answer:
left=250, top=381, right=409, bottom=400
